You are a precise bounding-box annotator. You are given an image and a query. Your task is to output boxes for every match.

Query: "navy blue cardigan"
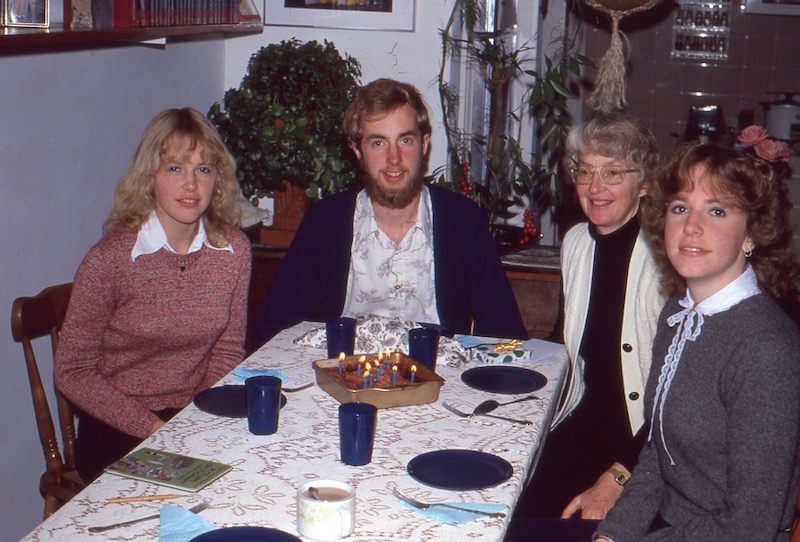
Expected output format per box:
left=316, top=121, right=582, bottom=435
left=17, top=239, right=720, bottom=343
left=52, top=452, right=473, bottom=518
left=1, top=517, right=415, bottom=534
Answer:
left=253, top=185, right=527, bottom=347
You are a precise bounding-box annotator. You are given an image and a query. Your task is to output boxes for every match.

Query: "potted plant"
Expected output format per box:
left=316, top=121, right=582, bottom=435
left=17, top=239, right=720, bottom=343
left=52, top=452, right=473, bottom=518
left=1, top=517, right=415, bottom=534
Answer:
left=208, top=39, right=362, bottom=215
left=430, top=0, right=593, bottom=247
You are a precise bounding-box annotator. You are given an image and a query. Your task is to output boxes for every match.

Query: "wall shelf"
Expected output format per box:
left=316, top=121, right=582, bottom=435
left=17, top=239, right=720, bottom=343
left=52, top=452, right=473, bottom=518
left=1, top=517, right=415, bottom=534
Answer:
left=0, top=21, right=262, bottom=54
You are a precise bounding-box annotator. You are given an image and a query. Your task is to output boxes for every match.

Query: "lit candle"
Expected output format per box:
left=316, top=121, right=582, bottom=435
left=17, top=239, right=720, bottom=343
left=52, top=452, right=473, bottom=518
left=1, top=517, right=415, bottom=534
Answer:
left=338, top=352, right=345, bottom=375
left=385, top=348, right=391, bottom=371
left=410, top=364, right=417, bottom=384
left=377, top=365, right=383, bottom=381
left=391, top=365, right=398, bottom=387
left=357, top=355, right=366, bottom=377
left=363, top=370, right=369, bottom=389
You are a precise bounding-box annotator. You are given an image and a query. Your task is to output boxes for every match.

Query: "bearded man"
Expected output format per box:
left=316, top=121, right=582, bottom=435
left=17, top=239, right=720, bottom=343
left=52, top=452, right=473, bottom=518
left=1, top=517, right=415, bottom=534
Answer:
left=253, top=79, right=526, bottom=347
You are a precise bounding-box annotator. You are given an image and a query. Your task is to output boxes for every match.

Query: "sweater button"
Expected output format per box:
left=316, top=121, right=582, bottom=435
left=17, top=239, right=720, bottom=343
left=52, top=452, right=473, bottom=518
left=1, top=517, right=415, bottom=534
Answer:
left=629, top=392, right=640, bottom=401
left=622, top=343, right=633, bottom=353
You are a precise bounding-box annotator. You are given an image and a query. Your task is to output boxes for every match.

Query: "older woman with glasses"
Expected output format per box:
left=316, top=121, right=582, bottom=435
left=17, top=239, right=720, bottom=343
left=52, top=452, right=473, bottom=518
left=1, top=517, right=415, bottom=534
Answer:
left=508, top=112, right=665, bottom=541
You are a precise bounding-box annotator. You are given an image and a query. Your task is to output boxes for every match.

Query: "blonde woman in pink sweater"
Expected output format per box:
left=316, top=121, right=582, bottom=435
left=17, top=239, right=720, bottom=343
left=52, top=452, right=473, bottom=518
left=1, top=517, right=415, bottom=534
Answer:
left=55, top=108, right=251, bottom=482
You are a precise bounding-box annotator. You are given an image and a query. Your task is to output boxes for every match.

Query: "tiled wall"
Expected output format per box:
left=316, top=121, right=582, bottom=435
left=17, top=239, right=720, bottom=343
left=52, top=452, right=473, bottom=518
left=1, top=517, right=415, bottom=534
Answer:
left=580, top=1, right=800, bottom=261
left=581, top=1, right=800, bottom=154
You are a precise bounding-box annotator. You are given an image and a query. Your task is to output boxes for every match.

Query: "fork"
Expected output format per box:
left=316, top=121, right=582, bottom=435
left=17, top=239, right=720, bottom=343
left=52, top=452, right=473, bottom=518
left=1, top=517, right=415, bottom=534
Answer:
left=392, top=488, right=505, bottom=518
left=87, top=501, right=209, bottom=533
left=442, top=401, right=532, bottom=425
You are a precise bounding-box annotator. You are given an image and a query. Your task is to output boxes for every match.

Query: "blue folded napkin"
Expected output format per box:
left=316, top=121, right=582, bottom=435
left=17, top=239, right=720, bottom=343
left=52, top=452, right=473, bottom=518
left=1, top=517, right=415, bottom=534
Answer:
left=399, top=501, right=506, bottom=525
left=159, top=504, right=215, bottom=542
left=231, top=368, right=288, bottom=384
left=457, top=336, right=497, bottom=349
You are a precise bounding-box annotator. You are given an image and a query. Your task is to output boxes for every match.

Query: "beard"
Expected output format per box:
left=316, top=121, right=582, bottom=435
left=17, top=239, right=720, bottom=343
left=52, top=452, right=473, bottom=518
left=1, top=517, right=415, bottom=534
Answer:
left=362, top=165, right=426, bottom=210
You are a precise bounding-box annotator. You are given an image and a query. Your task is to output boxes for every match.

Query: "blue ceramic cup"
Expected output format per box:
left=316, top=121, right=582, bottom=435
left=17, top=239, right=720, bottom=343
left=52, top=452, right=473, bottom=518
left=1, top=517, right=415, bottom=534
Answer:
left=408, top=327, right=440, bottom=372
left=338, top=402, right=378, bottom=466
left=326, top=316, right=357, bottom=359
left=245, top=375, right=282, bottom=435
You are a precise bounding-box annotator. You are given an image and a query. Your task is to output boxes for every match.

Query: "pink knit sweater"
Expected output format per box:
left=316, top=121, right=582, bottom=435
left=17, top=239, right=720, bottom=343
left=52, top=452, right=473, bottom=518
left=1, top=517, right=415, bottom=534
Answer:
left=55, top=225, right=251, bottom=438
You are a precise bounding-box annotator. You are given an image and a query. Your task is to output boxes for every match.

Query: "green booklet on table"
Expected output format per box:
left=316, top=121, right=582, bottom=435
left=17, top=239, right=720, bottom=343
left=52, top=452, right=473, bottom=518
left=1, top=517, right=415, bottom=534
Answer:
left=105, top=447, right=232, bottom=492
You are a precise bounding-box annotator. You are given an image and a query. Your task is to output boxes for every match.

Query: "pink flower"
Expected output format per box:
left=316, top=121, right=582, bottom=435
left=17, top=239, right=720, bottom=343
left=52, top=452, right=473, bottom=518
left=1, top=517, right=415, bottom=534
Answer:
left=738, top=125, right=769, bottom=146
left=753, top=139, right=792, bottom=163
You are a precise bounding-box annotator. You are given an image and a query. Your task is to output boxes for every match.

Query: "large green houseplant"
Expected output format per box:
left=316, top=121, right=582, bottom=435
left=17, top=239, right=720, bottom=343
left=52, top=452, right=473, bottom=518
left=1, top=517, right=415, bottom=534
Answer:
left=208, top=39, right=362, bottom=202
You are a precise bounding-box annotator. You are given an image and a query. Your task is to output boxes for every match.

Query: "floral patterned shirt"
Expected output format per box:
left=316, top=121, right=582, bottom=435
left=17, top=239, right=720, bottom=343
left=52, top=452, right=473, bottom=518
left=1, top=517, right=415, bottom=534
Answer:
left=342, top=187, right=439, bottom=324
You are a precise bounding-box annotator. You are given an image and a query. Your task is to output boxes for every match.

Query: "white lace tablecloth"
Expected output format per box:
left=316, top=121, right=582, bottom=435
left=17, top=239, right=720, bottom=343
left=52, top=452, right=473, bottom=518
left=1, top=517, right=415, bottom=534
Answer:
left=20, top=322, right=568, bottom=542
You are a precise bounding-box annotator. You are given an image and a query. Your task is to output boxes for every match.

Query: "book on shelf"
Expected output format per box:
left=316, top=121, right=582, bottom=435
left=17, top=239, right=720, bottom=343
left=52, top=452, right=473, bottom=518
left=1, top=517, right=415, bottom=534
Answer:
left=105, top=447, right=232, bottom=492
left=66, top=1, right=247, bottom=29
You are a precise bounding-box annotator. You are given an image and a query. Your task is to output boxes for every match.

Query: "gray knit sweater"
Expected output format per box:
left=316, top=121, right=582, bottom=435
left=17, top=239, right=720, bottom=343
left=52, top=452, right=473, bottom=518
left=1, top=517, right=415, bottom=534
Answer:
left=595, top=293, right=800, bottom=542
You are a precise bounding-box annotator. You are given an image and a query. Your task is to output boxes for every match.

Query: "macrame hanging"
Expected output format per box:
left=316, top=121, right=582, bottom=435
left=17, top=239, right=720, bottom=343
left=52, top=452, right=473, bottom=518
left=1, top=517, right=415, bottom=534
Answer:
left=584, top=0, right=662, bottom=113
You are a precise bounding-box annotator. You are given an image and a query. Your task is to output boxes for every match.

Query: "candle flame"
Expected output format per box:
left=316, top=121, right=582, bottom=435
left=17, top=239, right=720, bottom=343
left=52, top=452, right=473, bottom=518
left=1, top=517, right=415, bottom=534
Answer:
left=363, top=369, right=370, bottom=378
left=411, top=365, right=417, bottom=373
left=359, top=355, right=366, bottom=362
left=392, top=365, right=398, bottom=372
left=339, top=352, right=345, bottom=361
left=385, top=347, right=391, bottom=357
left=365, top=362, right=372, bottom=372
left=377, top=351, right=383, bottom=361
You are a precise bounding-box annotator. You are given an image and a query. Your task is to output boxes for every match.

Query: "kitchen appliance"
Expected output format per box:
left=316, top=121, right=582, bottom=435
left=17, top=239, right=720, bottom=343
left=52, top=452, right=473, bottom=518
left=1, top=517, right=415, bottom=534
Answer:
left=761, top=93, right=800, bottom=141
left=684, top=105, right=726, bottom=143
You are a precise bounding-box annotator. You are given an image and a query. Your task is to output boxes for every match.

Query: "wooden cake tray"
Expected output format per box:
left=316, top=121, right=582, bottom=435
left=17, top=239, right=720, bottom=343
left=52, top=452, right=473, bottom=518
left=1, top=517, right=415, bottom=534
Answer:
left=312, top=352, right=445, bottom=409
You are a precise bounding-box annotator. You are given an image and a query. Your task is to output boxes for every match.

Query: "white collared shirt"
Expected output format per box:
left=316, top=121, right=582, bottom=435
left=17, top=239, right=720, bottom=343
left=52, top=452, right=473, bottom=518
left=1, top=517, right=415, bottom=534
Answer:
left=131, top=211, right=233, bottom=261
left=342, top=187, right=439, bottom=324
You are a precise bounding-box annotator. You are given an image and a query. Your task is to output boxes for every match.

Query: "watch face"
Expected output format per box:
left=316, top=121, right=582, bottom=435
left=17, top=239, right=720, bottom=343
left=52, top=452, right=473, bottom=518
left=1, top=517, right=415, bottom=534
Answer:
left=610, top=469, right=629, bottom=486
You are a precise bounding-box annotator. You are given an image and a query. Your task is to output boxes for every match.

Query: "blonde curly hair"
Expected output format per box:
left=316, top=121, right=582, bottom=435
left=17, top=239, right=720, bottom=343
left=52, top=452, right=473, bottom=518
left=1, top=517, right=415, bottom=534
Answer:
left=103, top=108, right=241, bottom=247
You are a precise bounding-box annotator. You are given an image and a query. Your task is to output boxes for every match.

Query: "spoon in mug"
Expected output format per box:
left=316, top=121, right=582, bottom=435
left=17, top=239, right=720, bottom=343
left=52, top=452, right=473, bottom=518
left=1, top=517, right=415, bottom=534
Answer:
left=471, top=394, right=539, bottom=416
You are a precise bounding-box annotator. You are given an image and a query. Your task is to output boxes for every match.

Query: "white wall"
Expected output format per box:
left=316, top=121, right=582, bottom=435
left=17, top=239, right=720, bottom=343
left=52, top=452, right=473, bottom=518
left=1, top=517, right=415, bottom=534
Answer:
left=2, top=2, right=461, bottom=539
left=0, top=39, right=228, bottom=540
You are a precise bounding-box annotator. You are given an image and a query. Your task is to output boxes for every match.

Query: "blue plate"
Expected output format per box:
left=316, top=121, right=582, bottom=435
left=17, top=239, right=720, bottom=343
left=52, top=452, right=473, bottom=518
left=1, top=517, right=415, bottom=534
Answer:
left=461, top=366, right=547, bottom=395
left=407, top=449, right=513, bottom=490
left=190, top=527, right=301, bottom=542
left=193, top=386, right=287, bottom=418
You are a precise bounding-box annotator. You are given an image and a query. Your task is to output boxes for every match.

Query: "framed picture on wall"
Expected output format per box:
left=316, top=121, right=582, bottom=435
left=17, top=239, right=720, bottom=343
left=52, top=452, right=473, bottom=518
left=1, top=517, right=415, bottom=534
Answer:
left=265, top=1, right=415, bottom=31
left=240, top=0, right=263, bottom=22
left=1, top=0, right=49, bottom=27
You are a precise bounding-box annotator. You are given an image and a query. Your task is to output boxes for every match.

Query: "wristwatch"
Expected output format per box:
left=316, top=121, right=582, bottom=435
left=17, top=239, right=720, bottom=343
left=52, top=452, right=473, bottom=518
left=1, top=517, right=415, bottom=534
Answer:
left=608, top=467, right=630, bottom=487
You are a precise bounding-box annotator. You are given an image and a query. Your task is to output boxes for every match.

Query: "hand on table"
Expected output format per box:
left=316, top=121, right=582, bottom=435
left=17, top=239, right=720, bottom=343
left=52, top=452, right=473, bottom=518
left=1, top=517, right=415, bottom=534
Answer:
left=561, top=465, right=625, bottom=520
left=150, top=419, right=166, bottom=434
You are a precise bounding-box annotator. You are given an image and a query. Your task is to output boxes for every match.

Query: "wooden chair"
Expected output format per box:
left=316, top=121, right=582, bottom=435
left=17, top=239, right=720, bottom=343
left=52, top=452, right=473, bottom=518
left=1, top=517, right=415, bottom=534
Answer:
left=11, top=283, right=85, bottom=518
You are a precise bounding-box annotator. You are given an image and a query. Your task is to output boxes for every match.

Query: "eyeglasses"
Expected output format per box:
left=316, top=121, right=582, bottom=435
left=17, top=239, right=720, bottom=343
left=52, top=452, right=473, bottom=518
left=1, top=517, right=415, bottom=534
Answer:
left=569, top=163, right=641, bottom=185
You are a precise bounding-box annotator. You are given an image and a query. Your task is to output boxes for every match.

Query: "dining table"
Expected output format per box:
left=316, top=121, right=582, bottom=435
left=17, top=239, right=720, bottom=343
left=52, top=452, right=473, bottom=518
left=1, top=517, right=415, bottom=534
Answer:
left=19, top=321, right=568, bottom=542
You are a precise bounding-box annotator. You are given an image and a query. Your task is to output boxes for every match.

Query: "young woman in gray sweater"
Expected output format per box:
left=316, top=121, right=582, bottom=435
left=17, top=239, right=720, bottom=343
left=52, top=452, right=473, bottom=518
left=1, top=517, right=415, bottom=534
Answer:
left=595, top=143, right=799, bottom=542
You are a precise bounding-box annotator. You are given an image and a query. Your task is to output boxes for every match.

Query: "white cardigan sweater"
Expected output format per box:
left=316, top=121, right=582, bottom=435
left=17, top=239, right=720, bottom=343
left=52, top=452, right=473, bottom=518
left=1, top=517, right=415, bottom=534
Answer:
left=553, top=223, right=665, bottom=434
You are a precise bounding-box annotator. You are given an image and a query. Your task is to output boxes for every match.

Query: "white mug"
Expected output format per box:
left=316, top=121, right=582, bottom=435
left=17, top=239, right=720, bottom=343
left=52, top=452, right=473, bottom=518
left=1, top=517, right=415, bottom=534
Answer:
left=296, top=479, right=355, bottom=540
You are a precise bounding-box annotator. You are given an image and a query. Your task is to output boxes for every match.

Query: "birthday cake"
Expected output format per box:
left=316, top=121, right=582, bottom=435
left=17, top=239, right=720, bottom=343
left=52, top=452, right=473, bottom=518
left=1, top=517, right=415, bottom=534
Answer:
left=322, top=352, right=417, bottom=389
left=312, top=352, right=444, bottom=409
